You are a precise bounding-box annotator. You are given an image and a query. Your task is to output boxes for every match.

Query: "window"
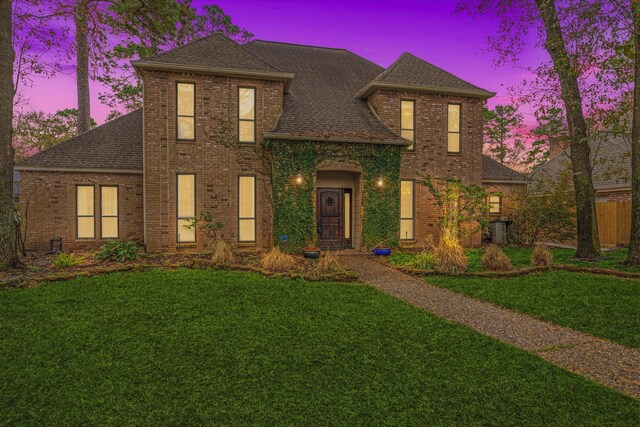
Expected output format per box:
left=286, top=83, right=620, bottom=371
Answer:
left=177, top=82, right=195, bottom=140
left=448, top=104, right=461, bottom=153
left=344, top=190, right=351, bottom=241
left=101, top=186, right=118, bottom=239
left=400, top=180, right=415, bottom=240
left=77, top=185, right=95, bottom=239
left=177, top=174, right=196, bottom=242
left=238, top=87, right=255, bottom=143
left=13, top=170, right=20, bottom=203
left=238, top=175, right=256, bottom=242
left=400, top=100, right=415, bottom=150
left=489, top=195, right=501, bottom=214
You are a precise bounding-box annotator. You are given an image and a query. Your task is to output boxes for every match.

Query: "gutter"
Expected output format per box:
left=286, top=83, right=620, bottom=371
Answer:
left=263, top=132, right=411, bottom=146
left=482, top=179, right=529, bottom=185
left=15, top=166, right=143, bottom=175
left=133, top=60, right=295, bottom=92
left=356, top=81, right=496, bottom=99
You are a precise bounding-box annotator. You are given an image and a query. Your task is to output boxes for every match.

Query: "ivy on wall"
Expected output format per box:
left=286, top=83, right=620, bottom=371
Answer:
left=266, top=140, right=401, bottom=253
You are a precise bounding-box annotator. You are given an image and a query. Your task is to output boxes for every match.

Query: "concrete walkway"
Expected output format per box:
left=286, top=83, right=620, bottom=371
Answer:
left=340, top=256, right=640, bottom=399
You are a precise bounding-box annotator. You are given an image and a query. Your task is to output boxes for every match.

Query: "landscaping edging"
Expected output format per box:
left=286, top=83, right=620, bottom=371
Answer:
left=379, top=259, right=640, bottom=280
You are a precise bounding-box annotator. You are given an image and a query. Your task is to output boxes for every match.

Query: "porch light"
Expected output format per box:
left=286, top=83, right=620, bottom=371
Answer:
left=294, top=171, right=304, bottom=185
left=376, top=176, right=384, bottom=188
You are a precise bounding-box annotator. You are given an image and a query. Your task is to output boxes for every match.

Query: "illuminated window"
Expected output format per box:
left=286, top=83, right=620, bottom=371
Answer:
left=177, top=174, right=196, bottom=242
left=77, top=185, right=95, bottom=239
left=344, top=190, right=351, bottom=240
left=238, top=176, right=256, bottom=242
left=401, top=100, right=415, bottom=150
left=400, top=180, right=414, bottom=240
left=177, top=83, right=195, bottom=140
left=101, top=186, right=118, bottom=239
left=238, top=87, right=255, bottom=143
left=448, top=104, right=461, bottom=153
left=489, top=195, right=501, bottom=214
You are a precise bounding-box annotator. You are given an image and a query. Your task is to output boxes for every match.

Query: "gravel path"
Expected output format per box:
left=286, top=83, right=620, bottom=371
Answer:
left=340, top=255, right=640, bottom=399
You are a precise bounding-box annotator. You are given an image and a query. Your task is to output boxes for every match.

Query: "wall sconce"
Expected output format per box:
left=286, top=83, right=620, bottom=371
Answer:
left=376, top=176, right=384, bottom=188
left=294, top=171, right=304, bottom=185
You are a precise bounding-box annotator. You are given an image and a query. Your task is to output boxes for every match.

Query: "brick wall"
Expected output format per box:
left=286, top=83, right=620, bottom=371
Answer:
left=142, top=70, right=284, bottom=252
left=19, top=171, right=143, bottom=251
left=596, top=189, right=631, bottom=203
left=369, top=89, right=485, bottom=247
left=483, top=183, right=526, bottom=220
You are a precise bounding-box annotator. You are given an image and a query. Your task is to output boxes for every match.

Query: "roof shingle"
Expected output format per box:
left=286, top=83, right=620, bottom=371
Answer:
left=482, top=155, right=527, bottom=183
left=17, top=109, right=143, bottom=171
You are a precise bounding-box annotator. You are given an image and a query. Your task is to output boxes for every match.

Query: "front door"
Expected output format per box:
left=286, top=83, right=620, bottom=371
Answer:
left=317, top=189, right=343, bottom=249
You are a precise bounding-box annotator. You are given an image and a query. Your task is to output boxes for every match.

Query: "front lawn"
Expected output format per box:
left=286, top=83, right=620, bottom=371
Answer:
left=0, top=270, right=637, bottom=424
left=390, top=247, right=640, bottom=273
left=428, top=271, right=640, bottom=349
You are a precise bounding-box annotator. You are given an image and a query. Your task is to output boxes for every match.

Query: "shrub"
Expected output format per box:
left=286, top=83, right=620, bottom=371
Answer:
left=95, top=240, right=139, bottom=262
left=433, top=237, right=468, bottom=275
left=411, top=250, right=437, bottom=270
left=532, top=244, right=553, bottom=267
left=308, top=251, right=346, bottom=280
left=51, top=252, right=80, bottom=269
left=482, top=244, right=513, bottom=271
left=210, top=238, right=234, bottom=266
left=260, top=247, right=298, bottom=272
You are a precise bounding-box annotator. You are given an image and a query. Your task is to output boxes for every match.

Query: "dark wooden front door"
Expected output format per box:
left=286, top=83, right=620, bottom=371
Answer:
left=317, top=189, right=343, bottom=249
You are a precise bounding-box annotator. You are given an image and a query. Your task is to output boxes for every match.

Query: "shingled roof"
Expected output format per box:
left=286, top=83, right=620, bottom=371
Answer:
left=134, top=33, right=282, bottom=74
left=16, top=109, right=143, bottom=172
left=534, top=136, right=631, bottom=190
left=482, top=155, right=527, bottom=183
left=245, top=40, right=403, bottom=143
left=357, top=52, right=495, bottom=99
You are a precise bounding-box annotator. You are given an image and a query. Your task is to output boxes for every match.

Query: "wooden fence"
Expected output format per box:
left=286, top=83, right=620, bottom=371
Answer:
left=596, top=201, right=632, bottom=246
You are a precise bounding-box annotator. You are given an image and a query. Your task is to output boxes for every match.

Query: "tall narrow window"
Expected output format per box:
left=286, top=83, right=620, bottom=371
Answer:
left=77, top=185, right=95, bottom=239
left=400, top=180, right=414, bottom=240
left=238, top=87, right=255, bottom=143
left=448, top=104, right=461, bottom=153
left=101, top=186, right=118, bottom=239
left=238, top=175, right=256, bottom=242
left=177, top=174, right=196, bottom=243
left=488, top=195, right=501, bottom=214
left=401, top=100, right=415, bottom=150
left=344, top=189, right=351, bottom=242
left=177, top=82, right=195, bottom=141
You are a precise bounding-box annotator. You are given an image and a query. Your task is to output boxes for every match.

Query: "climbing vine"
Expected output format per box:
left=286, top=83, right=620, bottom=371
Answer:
left=266, top=139, right=401, bottom=253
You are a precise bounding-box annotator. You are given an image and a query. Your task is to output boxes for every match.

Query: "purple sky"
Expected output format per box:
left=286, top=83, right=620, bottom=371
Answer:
left=20, top=0, right=546, bottom=126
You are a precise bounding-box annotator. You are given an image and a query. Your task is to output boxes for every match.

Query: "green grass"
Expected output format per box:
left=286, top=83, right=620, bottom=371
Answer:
left=391, top=247, right=640, bottom=273
left=428, top=271, right=640, bottom=349
left=1, top=270, right=638, bottom=425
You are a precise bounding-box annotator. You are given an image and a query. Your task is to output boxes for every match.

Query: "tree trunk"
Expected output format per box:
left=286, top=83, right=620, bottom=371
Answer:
left=0, top=0, right=17, bottom=270
left=75, top=0, right=91, bottom=133
left=535, top=0, right=601, bottom=259
left=628, top=2, right=640, bottom=266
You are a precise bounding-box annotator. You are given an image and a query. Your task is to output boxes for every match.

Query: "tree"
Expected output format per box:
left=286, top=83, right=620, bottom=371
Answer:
left=12, top=108, right=95, bottom=160
left=483, top=104, right=524, bottom=166
left=628, top=1, right=640, bottom=265
left=457, top=0, right=614, bottom=259
left=1, top=0, right=17, bottom=269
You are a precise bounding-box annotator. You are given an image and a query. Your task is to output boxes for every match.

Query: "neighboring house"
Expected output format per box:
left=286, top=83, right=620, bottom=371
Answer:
left=16, top=34, right=524, bottom=252
left=482, top=156, right=527, bottom=221
left=534, top=135, right=632, bottom=246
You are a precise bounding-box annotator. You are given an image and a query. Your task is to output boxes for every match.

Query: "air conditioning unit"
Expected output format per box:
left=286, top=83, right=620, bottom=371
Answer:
left=489, top=221, right=508, bottom=245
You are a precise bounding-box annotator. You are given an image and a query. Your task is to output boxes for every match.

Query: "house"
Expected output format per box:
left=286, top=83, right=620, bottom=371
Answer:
left=16, top=34, right=525, bottom=253
left=534, top=135, right=632, bottom=246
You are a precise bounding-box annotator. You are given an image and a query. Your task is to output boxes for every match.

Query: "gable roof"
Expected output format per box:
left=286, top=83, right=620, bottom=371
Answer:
left=244, top=40, right=404, bottom=143
left=133, top=33, right=294, bottom=90
left=534, top=136, right=631, bottom=191
left=482, top=155, right=528, bottom=183
left=16, top=109, right=143, bottom=172
left=357, top=52, right=495, bottom=99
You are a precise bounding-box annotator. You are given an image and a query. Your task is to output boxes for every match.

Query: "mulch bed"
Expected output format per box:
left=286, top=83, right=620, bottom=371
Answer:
left=379, top=258, right=640, bottom=280
left=0, top=251, right=358, bottom=291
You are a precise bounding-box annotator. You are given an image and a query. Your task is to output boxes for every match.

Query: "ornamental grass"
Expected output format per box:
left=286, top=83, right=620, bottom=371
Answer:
left=531, top=243, right=553, bottom=268
left=482, top=244, right=513, bottom=272
left=210, top=238, right=235, bottom=266
left=259, top=247, right=298, bottom=272
left=434, top=237, right=468, bottom=275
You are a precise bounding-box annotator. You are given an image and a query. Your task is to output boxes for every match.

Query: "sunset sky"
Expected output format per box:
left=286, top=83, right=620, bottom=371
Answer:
left=19, top=0, right=547, bottom=126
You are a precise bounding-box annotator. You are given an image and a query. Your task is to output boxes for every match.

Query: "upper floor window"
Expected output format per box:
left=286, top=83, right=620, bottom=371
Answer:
left=400, top=100, right=415, bottom=150
left=447, top=104, right=461, bottom=153
left=238, top=87, right=256, bottom=143
left=177, top=82, right=195, bottom=141
left=488, top=195, right=501, bottom=214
